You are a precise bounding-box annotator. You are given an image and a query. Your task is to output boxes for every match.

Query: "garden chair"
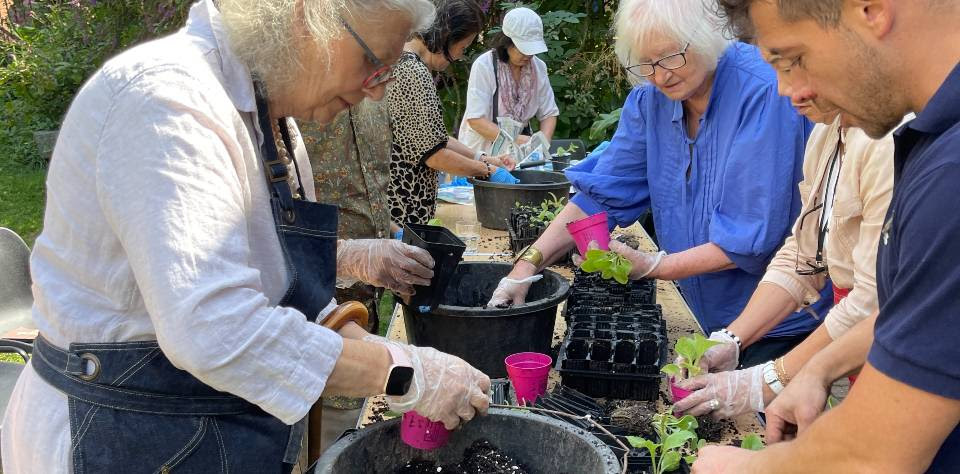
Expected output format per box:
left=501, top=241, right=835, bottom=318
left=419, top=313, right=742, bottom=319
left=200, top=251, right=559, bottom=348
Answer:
left=0, top=228, right=34, bottom=337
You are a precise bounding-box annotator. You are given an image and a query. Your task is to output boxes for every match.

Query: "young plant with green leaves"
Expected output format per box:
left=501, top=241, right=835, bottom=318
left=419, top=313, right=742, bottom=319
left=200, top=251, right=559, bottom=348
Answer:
left=530, top=192, right=567, bottom=225
left=661, top=333, right=722, bottom=380
left=580, top=249, right=633, bottom=284
left=740, top=433, right=764, bottom=451
left=627, top=412, right=705, bottom=474
left=553, top=142, right=579, bottom=157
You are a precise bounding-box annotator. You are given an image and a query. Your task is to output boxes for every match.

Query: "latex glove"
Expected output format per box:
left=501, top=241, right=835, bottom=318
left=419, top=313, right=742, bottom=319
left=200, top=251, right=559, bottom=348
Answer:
left=763, top=368, right=830, bottom=442
left=337, top=239, right=434, bottom=297
left=675, top=331, right=740, bottom=374
left=515, top=134, right=531, bottom=145
left=364, top=335, right=491, bottom=429
left=608, top=240, right=665, bottom=279
left=486, top=153, right=517, bottom=171
left=488, top=167, right=520, bottom=184
left=486, top=275, right=543, bottom=307
left=672, top=365, right=764, bottom=419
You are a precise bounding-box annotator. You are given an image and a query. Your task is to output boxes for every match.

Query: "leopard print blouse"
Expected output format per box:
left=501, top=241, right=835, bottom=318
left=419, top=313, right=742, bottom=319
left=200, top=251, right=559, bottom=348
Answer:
left=386, top=51, right=449, bottom=226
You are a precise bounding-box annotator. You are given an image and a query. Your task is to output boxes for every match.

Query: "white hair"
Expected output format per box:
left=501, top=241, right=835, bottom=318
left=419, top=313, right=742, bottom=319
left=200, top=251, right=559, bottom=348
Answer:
left=613, top=0, right=731, bottom=75
left=219, top=0, right=435, bottom=88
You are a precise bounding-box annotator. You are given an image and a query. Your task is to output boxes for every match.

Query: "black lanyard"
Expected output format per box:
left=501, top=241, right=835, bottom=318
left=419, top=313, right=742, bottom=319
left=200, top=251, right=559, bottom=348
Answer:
left=796, top=133, right=843, bottom=275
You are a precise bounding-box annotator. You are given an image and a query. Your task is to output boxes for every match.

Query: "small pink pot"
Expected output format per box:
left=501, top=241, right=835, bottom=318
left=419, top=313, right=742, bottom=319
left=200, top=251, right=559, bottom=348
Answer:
left=670, top=377, right=693, bottom=403
left=505, top=352, right=553, bottom=406
left=400, top=411, right=450, bottom=450
left=566, top=212, right=610, bottom=256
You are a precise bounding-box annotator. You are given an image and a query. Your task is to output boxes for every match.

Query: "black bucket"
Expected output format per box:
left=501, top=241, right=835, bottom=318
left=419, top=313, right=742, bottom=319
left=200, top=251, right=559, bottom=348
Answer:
left=469, top=170, right=570, bottom=230
left=313, top=408, right=621, bottom=474
left=401, top=262, right=570, bottom=378
left=401, top=223, right=465, bottom=311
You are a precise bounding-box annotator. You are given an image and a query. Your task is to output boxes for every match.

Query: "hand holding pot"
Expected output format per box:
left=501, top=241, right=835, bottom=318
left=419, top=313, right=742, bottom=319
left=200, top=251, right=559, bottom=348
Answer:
left=337, top=239, right=434, bottom=297
left=365, top=336, right=491, bottom=430
left=608, top=240, right=665, bottom=279
left=487, top=275, right=543, bottom=307
left=673, top=365, right=764, bottom=419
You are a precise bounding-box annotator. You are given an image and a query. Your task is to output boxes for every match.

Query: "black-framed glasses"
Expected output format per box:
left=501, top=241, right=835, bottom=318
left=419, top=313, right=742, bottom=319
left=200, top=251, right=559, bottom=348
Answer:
left=627, top=43, right=690, bottom=78
left=340, top=17, right=395, bottom=89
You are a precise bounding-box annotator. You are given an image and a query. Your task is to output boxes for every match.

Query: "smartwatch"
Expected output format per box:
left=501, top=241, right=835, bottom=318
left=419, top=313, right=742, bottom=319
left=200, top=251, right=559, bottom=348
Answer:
left=382, top=343, right=415, bottom=397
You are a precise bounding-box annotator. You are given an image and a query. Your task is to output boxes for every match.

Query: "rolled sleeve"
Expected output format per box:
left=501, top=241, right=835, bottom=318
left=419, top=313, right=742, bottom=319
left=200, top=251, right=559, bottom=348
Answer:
left=95, top=67, right=342, bottom=424
left=761, top=233, right=825, bottom=309
left=564, top=87, right=651, bottom=228
left=709, top=86, right=811, bottom=275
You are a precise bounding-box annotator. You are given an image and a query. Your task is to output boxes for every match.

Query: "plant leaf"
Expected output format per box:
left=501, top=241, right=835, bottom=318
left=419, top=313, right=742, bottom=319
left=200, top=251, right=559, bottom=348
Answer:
left=684, top=454, right=698, bottom=465
left=741, top=433, right=765, bottom=451
left=660, top=450, right=681, bottom=472
left=661, top=363, right=681, bottom=377
left=676, top=415, right=698, bottom=432
left=663, top=430, right=696, bottom=452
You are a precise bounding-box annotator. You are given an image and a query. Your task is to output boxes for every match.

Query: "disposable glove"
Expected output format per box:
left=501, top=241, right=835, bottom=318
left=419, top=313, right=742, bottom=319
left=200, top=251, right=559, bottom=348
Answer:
left=337, top=239, right=434, bottom=297
left=486, top=153, right=517, bottom=171
left=675, top=331, right=740, bottom=375
left=364, top=335, right=491, bottom=429
left=672, top=365, right=764, bottom=419
left=488, top=167, right=520, bottom=184
left=608, top=240, right=665, bottom=279
left=486, top=275, right=543, bottom=307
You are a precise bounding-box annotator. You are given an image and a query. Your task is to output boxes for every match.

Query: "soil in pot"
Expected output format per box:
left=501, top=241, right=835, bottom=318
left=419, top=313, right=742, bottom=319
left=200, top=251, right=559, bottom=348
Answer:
left=397, top=439, right=529, bottom=474
left=608, top=399, right=658, bottom=440
left=696, top=416, right=737, bottom=442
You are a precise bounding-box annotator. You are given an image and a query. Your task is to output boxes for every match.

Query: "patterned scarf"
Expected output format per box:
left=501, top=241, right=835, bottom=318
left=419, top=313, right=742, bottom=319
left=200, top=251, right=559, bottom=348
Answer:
left=496, top=58, right=537, bottom=122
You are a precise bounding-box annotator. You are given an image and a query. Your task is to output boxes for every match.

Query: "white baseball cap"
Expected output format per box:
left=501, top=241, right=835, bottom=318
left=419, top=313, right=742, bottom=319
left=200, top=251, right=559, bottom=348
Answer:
left=502, top=8, right=547, bottom=56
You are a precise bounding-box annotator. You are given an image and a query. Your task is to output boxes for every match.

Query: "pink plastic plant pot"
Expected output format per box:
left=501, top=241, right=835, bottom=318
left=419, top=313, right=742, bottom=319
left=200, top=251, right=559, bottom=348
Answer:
left=670, top=377, right=693, bottom=403
left=504, top=352, right=553, bottom=406
left=566, top=212, right=610, bottom=256
left=400, top=411, right=450, bottom=450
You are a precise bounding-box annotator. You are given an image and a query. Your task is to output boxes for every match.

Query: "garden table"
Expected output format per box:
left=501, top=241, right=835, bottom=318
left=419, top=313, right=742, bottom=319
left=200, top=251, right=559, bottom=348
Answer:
left=357, top=202, right=763, bottom=445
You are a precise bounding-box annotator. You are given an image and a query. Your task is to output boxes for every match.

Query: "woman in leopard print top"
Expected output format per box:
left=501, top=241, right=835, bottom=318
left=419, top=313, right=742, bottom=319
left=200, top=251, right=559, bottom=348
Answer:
left=386, top=0, right=514, bottom=226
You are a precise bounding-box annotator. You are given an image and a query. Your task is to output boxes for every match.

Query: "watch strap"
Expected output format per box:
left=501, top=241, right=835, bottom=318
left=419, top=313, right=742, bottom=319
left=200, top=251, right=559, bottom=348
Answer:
left=762, top=360, right=784, bottom=394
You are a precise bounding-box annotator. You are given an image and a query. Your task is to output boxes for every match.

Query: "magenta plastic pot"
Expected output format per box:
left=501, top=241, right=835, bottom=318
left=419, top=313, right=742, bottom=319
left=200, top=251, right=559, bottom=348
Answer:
left=505, top=352, right=553, bottom=405
left=400, top=411, right=450, bottom=450
left=670, top=377, right=693, bottom=402
left=566, top=212, right=610, bottom=256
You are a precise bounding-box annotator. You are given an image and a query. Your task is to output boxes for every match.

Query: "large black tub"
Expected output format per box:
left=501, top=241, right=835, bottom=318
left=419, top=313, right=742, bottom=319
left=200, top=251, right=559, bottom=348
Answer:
left=469, top=169, right=570, bottom=230
left=313, top=408, right=620, bottom=474
left=401, top=262, right=570, bottom=378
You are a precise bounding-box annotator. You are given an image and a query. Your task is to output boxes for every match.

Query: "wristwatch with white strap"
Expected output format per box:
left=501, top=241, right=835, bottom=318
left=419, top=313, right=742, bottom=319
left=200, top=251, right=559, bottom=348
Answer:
left=381, top=343, right=414, bottom=397
left=762, top=360, right=785, bottom=394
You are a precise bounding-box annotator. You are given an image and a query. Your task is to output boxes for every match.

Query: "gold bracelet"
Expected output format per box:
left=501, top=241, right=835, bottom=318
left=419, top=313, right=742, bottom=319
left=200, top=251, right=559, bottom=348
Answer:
left=774, top=357, right=791, bottom=385
left=513, top=245, right=543, bottom=269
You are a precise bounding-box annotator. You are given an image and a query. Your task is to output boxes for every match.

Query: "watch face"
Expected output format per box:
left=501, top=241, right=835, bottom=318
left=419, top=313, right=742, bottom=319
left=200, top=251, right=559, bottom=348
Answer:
left=385, top=366, right=414, bottom=396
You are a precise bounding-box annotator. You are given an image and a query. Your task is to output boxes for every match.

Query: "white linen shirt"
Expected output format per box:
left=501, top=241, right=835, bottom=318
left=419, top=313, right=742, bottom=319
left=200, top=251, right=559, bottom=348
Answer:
left=2, top=1, right=340, bottom=472
left=457, top=50, right=559, bottom=152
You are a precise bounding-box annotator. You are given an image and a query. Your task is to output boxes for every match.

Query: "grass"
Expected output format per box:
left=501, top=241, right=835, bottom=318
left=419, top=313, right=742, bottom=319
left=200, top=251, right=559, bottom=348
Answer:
left=378, top=291, right=396, bottom=337
left=0, top=160, right=46, bottom=247
left=0, top=353, right=26, bottom=364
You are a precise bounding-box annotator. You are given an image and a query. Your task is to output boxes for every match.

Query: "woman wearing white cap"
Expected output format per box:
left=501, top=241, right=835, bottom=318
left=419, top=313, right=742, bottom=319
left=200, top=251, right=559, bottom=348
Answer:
left=458, top=7, right=560, bottom=151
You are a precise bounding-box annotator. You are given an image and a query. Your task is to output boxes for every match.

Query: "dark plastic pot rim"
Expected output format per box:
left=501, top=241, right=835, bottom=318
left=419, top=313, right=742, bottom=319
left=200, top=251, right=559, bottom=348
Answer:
left=407, top=263, right=570, bottom=318
left=467, top=173, right=570, bottom=190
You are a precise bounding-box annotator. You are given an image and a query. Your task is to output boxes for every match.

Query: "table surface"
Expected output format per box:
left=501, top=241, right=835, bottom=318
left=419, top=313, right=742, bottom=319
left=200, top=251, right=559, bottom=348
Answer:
left=358, top=202, right=762, bottom=444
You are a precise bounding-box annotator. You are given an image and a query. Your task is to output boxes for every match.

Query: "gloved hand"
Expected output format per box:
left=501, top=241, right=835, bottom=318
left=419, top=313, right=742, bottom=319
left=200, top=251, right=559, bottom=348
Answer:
left=608, top=240, right=666, bottom=279
left=486, top=275, right=543, bottom=307
left=672, top=365, right=764, bottom=419
left=675, top=331, right=740, bottom=375
left=364, top=335, right=491, bottom=429
left=486, top=153, right=517, bottom=171
left=337, top=239, right=434, bottom=297
left=488, top=167, right=520, bottom=184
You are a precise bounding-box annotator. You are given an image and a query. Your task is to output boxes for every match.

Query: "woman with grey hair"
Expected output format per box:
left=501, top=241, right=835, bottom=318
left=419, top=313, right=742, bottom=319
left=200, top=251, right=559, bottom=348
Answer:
left=490, top=0, right=831, bottom=371
left=1, top=0, right=490, bottom=472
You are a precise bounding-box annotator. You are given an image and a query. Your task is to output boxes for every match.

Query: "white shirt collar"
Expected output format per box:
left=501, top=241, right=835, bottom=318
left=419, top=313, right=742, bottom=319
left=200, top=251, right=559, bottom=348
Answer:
left=184, top=0, right=257, bottom=113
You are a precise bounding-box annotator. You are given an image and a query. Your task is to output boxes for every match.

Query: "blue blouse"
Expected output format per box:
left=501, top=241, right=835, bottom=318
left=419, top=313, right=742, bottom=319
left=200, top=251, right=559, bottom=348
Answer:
left=566, top=43, right=831, bottom=337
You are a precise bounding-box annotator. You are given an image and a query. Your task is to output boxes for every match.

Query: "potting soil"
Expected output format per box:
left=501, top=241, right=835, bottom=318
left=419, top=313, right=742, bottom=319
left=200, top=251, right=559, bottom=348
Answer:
left=396, top=439, right=529, bottom=474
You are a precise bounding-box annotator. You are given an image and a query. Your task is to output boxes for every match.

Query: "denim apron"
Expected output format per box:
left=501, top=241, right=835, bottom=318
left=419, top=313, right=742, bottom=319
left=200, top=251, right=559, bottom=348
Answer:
left=32, top=81, right=338, bottom=473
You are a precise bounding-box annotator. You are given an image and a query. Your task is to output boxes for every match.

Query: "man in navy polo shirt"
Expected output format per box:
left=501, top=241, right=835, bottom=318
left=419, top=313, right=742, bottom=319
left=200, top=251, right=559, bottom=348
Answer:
left=690, top=0, right=960, bottom=472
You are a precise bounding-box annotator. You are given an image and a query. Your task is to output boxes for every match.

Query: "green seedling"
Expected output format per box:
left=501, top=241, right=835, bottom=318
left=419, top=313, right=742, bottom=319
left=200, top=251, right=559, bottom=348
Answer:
left=531, top=192, right=567, bottom=225
left=741, top=433, right=764, bottom=451
left=661, top=333, right=722, bottom=380
left=627, top=412, right=704, bottom=474
left=554, top=142, right=579, bottom=157
left=580, top=249, right=633, bottom=284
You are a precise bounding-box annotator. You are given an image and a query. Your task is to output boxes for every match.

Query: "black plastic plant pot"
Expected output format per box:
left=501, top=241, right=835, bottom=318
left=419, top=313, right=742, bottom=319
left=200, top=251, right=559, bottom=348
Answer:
left=566, top=338, right=590, bottom=359
left=401, top=262, right=570, bottom=378
left=469, top=170, right=571, bottom=230
left=401, top=223, right=466, bottom=311
left=637, top=339, right=660, bottom=365
left=314, top=408, right=621, bottom=474
left=614, top=341, right=636, bottom=364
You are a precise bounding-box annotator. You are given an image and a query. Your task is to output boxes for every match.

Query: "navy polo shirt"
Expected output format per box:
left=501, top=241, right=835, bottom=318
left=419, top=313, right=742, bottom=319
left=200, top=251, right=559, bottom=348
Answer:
left=870, top=62, right=960, bottom=473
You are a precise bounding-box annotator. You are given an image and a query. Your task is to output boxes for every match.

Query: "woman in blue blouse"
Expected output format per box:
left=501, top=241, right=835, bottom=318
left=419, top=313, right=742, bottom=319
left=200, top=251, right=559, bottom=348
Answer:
left=489, top=0, right=831, bottom=367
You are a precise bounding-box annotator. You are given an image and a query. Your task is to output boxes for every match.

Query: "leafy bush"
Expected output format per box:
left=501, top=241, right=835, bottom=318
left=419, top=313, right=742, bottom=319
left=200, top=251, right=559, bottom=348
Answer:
left=0, top=0, right=191, bottom=167
left=437, top=0, right=631, bottom=147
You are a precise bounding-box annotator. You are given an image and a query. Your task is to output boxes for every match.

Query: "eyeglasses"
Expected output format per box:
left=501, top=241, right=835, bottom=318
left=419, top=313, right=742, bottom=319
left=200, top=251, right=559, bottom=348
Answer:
left=340, top=18, right=395, bottom=89
left=627, top=43, right=690, bottom=78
